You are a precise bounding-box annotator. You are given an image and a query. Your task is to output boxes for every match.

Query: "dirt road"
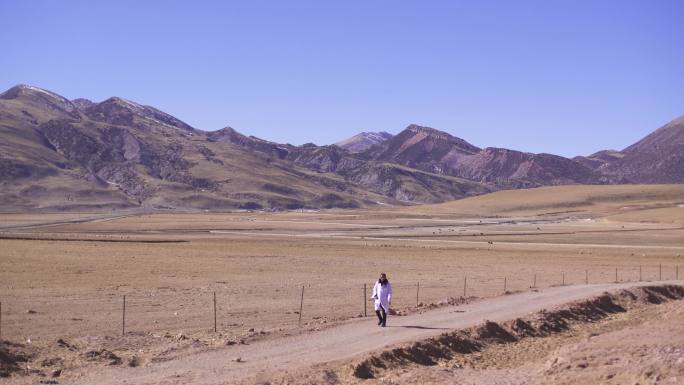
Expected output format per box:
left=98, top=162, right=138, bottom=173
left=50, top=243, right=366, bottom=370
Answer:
left=70, top=280, right=684, bottom=385
left=209, top=230, right=684, bottom=250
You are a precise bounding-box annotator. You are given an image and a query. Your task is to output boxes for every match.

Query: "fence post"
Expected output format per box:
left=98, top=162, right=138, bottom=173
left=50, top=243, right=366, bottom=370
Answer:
left=677, top=266, right=679, bottom=280
left=639, top=265, right=642, bottom=281
left=213, top=292, right=217, bottom=333
left=122, top=295, right=126, bottom=336
left=585, top=270, right=588, bottom=285
left=615, top=268, right=618, bottom=283
left=416, top=282, right=420, bottom=307
left=463, top=276, right=467, bottom=297
left=364, top=284, right=367, bottom=317
left=562, top=272, right=565, bottom=286
left=533, top=274, right=536, bottom=288
left=660, top=264, right=662, bottom=280
left=298, top=285, right=304, bottom=327
left=504, top=277, right=507, bottom=293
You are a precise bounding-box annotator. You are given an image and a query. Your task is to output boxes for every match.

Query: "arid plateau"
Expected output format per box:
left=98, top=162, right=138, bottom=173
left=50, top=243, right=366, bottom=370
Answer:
left=1, top=184, right=684, bottom=384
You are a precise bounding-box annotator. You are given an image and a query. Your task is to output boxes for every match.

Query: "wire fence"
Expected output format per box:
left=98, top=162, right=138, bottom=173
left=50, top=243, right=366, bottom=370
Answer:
left=0, top=264, right=680, bottom=342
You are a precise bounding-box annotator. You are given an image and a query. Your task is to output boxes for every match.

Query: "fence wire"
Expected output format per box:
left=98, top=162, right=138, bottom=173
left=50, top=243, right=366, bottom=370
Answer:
left=1, top=264, right=680, bottom=342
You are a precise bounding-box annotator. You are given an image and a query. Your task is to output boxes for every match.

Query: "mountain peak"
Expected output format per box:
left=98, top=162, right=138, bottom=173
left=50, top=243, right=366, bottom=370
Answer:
left=367, top=124, right=481, bottom=174
left=406, top=123, right=439, bottom=131
left=335, top=131, right=393, bottom=153
left=397, top=124, right=481, bottom=153
left=71, top=98, right=95, bottom=110
left=0, top=84, right=76, bottom=113
left=208, top=126, right=244, bottom=141
left=404, top=124, right=450, bottom=136
left=101, top=96, right=147, bottom=111
left=2, top=84, right=57, bottom=96
left=84, top=96, right=194, bottom=131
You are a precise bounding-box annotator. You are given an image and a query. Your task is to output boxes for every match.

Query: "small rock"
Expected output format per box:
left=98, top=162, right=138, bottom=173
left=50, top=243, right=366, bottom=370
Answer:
left=56, top=339, right=76, bottom=351
left=40, top=357, right=63, bottom=367
left=83, top=349, right=121, bottom=365
left=51, top=369, right=62, bottom=378
left=248, top=328, right=255, bottom=332
left=233, top=357, right=243, bottom=362
left=128, top=356, right=140, bottom=367
left=26, top=309, right=37, bottom=314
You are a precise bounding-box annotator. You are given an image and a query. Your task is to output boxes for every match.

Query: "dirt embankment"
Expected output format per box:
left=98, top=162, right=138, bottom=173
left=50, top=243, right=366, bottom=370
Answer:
left=350, top=285, right=684, bottom=380
left=249, top=285, right=684, bottom=385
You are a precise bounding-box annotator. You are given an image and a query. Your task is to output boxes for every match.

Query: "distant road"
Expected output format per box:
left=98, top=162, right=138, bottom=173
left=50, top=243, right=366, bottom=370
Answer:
left=0, top=211, right=147, bottom=230
left=72, top=280, right=684, bottom=385
left=209, top=230, right=684, bottom=250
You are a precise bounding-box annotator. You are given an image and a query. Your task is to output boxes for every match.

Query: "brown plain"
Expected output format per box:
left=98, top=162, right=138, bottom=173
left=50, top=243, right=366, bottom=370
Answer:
left=1, top=184, right=684, bottom=382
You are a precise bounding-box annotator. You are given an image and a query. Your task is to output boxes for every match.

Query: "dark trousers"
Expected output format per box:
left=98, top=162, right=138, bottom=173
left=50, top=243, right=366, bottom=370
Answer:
left=375, top=306, right=387, bottom=326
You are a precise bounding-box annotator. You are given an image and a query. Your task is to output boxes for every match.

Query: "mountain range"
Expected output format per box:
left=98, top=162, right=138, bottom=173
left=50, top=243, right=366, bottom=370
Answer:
left=0, top=84, right=682, bottom=211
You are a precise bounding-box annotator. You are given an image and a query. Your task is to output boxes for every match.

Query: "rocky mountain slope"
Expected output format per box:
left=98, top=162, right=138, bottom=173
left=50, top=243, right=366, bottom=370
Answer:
left=353, top=124, right=600, bottom=188
left=206, top=125, right=489, bottom=202
left=1, top=84, right=681, bottom=211
left=600, top=115, right=684, bottom=183
left=366, top=124, right=481, bottom=169
left=0, top=85, right=486, bottom=211
left=0, top=85, right=392, bottom=211
left=573, top=150, right=624, bottom=172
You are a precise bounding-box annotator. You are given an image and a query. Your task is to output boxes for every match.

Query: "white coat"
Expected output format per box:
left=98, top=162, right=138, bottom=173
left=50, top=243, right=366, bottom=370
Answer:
left=371, top=281, right=392, bottom=311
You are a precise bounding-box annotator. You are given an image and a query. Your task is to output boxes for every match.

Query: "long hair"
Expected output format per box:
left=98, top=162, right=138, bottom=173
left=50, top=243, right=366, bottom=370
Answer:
left=379, top=274, right=388, bottom=286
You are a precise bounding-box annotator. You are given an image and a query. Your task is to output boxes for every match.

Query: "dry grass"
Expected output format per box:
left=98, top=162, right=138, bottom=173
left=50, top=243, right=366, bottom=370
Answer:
left=1, top=185, right=683, bottom=348
left=401, top=184, right=684, bottom=218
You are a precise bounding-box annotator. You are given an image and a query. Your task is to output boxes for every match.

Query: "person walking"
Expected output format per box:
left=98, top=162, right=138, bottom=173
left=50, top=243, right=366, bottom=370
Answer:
left=371, top=273, right=392, bottom=327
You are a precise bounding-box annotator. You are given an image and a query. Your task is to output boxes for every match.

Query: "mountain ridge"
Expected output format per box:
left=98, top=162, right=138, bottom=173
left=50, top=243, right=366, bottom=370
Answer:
left=1, top=83, right=681, bottom=211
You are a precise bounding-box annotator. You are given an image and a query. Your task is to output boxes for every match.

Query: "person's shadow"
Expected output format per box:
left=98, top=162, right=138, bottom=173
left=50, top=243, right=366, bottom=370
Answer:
left=387, top=325, right=449, bottom=330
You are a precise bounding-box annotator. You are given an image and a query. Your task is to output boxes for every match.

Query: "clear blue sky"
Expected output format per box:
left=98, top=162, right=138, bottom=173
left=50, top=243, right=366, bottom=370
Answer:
left=1, top=1, right=682, bottom=157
